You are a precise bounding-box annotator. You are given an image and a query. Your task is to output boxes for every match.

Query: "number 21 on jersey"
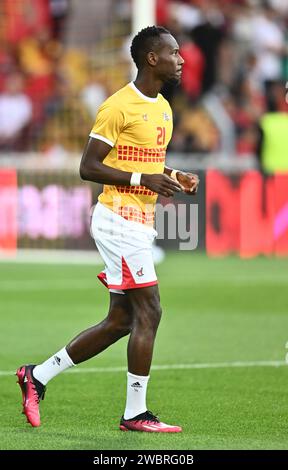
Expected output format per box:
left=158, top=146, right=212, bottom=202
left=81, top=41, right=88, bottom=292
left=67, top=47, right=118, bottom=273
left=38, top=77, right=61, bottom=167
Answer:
left=156, top=126, right=166, bottom=146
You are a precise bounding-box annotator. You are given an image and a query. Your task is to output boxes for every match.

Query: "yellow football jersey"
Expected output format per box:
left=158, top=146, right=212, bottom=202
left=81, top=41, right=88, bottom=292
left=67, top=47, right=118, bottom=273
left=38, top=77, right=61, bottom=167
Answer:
left=90, top=81, right=173, bottom=226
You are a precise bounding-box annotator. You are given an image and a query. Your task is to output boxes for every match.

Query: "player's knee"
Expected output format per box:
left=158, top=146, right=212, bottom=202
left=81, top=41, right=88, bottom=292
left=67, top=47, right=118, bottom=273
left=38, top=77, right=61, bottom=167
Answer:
left=135, top=301, right=162, bottom=332
left=105, top=320, right=131, bottom=338
left=106, top=311, right=132, bottom=337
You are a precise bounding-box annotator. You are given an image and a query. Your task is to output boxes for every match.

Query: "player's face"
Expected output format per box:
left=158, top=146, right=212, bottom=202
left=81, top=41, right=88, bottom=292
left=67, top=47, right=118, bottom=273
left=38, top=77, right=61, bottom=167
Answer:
left=155, top=34, right=184, bottom=84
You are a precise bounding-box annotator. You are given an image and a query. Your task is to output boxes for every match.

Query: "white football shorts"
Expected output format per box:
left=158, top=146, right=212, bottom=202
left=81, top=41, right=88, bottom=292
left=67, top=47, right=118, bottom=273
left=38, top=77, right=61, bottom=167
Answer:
left=91, top=202, right=158, bottom=294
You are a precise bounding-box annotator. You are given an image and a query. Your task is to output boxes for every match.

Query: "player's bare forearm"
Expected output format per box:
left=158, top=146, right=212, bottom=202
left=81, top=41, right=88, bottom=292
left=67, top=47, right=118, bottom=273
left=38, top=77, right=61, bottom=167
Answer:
left=80, top=160, right=182, bottom=197
left=81, top=162, right=183, bottom=200
left=80, top=137, right=133, bottom=185
left=80, top=138, right=183, bottom=197
left=80, top=159, right=132, bottom=185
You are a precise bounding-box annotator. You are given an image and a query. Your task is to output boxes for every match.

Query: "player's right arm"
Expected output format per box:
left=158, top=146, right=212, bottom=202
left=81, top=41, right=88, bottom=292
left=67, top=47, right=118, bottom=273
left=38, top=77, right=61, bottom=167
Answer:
left=80, top=137, right=182, bottom=197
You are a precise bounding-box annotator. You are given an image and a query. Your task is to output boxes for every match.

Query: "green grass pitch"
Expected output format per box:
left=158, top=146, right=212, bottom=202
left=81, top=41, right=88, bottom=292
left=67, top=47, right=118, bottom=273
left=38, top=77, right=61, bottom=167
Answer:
left=0, top=252, right=288, bottom=450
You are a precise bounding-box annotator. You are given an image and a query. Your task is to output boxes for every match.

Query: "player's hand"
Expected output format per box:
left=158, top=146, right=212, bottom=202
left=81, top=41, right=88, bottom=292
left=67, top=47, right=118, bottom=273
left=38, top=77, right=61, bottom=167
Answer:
left=141, top=173, right=183, bottom=197
left=176, top=172, right=199, bottom=195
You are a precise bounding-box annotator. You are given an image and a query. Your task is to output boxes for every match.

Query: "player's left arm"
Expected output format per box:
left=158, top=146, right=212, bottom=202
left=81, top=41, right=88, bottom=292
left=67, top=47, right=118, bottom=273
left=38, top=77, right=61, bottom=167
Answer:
left=164, top=166, right=200, bottom=195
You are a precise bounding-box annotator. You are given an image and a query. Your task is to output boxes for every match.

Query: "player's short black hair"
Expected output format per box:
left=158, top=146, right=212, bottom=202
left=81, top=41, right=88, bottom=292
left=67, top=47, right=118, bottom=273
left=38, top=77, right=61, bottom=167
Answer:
left=130, top=25, right=171, bottom=69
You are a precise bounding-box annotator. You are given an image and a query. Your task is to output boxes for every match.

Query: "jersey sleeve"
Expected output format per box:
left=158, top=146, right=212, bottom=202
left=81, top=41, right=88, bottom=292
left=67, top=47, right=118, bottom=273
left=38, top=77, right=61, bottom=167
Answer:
left=89, top=100, right=125, bottom=147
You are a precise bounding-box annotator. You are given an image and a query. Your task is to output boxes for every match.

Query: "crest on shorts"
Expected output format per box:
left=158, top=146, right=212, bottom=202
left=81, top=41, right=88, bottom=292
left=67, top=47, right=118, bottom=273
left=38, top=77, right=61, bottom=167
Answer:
left=136, top=267, right=144, bottom=277
left=163, top=112, right=170, bottom=121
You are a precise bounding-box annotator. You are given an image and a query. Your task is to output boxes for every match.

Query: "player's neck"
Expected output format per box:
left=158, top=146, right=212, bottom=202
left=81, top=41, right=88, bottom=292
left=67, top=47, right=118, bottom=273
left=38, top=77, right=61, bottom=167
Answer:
left=134, top=74, right=162, bottom=99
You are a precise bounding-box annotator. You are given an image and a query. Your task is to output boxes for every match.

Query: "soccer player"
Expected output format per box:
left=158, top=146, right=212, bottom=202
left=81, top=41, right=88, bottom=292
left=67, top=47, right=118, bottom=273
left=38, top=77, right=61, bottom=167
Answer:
left=16, top=26, right=199, bottom=432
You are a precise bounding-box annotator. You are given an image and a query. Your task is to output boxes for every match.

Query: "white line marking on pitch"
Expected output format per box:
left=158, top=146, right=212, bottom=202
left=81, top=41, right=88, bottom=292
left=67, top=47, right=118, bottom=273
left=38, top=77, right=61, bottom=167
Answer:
left=0, top=360, right=286, bottom=377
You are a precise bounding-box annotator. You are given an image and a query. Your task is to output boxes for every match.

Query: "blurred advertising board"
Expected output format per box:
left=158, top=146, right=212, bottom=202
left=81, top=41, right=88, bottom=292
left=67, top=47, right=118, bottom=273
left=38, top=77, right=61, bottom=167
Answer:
left=1, top=167, right=288, bottom=256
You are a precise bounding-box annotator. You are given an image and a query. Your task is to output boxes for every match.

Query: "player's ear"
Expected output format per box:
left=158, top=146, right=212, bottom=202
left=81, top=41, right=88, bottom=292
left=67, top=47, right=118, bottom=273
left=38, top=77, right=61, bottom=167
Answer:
left=147, top=51, right=158, bottom=66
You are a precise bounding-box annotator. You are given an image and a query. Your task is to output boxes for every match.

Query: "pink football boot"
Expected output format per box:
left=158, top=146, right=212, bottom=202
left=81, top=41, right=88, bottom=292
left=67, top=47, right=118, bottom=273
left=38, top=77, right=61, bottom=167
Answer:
left=120, top=410, right=182, bottom=433
left=16, top=365, right=46, bottom=427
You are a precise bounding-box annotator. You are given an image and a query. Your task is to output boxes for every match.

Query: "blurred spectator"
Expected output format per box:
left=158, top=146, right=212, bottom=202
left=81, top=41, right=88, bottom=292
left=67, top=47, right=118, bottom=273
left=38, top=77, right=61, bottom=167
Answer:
left=57, top=48, right=88, bottom=92
left=268, top=0, right=288, bottom=16
left=236, top=126, right=259, bottom=156
left=80, top=68, right=108, bottom=118
left=257, top=81, right=288, bottom=173
left=251, top=2, right=286, bottom=86
left=0, top=72, right=32, bottom=150
left=169, top=1, right=203, bottom=31
left=179, top=37, right=205, bottom=100
left=64, top=0, right=114, bottom=48
left=0, top=40, right=19, bottom=91
left=169, top=103, right=220, bottom=153
left=49, top=0, right=71, bottom=40
left=156, top=0, right=170, bottom=25
left=40, top=87, right=91, bottom=154
left=4, top=0, right=51, bottom=44
left=41, top=121, right=70, bottom=164
left=190, top=0, right=226, bottom=92
left=18, top=27, right=62, bottom=130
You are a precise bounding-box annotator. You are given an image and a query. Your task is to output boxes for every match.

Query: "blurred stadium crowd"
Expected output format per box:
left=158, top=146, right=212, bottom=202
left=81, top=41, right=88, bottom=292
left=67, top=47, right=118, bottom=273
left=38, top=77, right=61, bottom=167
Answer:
left=0, top=0, right=288, bottom=158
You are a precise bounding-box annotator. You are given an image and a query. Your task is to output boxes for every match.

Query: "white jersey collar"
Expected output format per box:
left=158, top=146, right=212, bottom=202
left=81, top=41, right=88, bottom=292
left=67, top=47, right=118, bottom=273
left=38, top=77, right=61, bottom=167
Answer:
left=129, top=81, right=159, bottom=103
